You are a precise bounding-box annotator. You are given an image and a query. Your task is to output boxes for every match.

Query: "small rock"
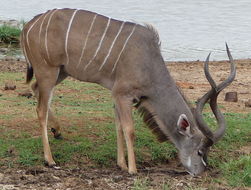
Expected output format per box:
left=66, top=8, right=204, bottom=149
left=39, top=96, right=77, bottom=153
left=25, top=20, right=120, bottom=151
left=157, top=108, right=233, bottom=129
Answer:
left=18, top=90, right=33, bottom=98
left=239, top=91, right=249, bottom=95
left=4, top=56, right=14, bottom=61
left=4, top=83, right=16, bottom=90
left=0, top=173, right=4, bottom=181
left=52, top=175, right=61, bottom=181
left=0, top=48, right=8, bottom=53
left=188, top=86, right=194, bottom=89
left=244, top=99, right=251, bottom=107
left=225, top=92, right=238, bottom=102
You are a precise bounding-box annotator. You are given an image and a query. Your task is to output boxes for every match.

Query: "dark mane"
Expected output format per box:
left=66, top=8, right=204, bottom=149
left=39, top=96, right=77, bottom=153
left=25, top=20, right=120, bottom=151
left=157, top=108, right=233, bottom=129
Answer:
left=135, top=87, right=193, bottom=143
left=144, top=24, right=161, bottom=49
left=136, top=100, right=168, bottom=142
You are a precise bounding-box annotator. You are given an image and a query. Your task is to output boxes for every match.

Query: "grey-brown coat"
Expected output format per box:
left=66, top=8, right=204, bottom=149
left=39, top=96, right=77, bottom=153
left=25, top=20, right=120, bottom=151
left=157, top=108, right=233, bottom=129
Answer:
left=21, top=8, right=236, bottom=175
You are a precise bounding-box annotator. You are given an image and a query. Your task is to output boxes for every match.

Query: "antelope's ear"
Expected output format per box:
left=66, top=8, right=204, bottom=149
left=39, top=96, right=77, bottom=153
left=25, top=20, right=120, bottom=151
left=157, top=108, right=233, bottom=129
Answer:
left=177, top=114, right=192, bottom=137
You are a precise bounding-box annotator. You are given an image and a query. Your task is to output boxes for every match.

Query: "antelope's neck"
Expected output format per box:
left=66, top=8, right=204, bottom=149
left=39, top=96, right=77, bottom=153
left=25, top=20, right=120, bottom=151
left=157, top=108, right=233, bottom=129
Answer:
left=147, top=68, right=194, bottom=149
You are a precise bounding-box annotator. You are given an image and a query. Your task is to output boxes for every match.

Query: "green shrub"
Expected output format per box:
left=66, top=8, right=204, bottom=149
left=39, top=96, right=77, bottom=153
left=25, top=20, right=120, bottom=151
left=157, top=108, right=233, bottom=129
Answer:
left=0, top=24, right=21, bottom=44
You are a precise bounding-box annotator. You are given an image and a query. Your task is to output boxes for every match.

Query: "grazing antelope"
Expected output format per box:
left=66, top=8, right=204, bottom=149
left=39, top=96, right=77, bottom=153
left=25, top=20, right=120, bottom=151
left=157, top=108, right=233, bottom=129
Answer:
left=21, top=8, right=236, bottom=175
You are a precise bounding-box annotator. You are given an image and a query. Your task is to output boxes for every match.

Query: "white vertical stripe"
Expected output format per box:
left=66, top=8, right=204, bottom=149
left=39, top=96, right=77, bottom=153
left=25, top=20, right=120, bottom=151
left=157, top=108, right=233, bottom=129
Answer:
left=187, top=156, right=191, bottom=167
left=39, top=11, right=51, bottom=45
left=38, top=11, right=51, bottom=64
left=45, top=9, right=58, bottom=61
left=84, top=17, right=111, bottom=70
left=65, top=9, right=79, bottom=65
left=77, top=14, right=97, bottom=68
left=26, top=15, right=43, bottom=51
left=99, top=21, right=125, bottom=71
left=43, top=59, right=48, bottom=65
left=112, top=24, right=137, bottom=73
left=22, top=32, right=32, bottom=67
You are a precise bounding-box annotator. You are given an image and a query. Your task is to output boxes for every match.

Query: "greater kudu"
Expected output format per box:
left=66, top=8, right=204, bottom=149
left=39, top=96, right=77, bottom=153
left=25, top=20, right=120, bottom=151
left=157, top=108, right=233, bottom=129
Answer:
left=21, top=8, right=236, bottom=175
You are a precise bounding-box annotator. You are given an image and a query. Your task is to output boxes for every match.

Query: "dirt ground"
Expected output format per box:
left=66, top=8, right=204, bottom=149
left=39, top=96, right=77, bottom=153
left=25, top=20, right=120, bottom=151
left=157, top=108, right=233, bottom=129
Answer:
left=0, top=58, right=250, bottom=190
left=168, top=59, right=251, bottom=114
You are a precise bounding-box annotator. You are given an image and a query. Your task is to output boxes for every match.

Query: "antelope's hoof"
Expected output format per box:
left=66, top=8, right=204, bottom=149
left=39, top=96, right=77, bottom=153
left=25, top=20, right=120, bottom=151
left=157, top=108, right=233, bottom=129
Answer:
left=118, top=163, right=128, bottom=171
left=128, top=168, right=138, bottom=175
left=44, top=160, right=57, bottom=168
left=51, top=128, right=63, bottom=140
left=54, top=133, right=63, bottom=140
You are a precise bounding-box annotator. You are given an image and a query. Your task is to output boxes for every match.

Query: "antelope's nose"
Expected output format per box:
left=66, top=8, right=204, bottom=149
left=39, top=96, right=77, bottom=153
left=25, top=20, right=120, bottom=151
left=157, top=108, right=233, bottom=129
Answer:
left=187, top=171, right=196, bottom=176
left=187, top=164, right=205, bottom=176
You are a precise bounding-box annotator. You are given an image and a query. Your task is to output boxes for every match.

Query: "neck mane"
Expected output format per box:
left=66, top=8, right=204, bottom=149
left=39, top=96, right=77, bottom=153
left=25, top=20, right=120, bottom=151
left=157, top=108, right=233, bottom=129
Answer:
left=135, top=64, right=195, bottom=148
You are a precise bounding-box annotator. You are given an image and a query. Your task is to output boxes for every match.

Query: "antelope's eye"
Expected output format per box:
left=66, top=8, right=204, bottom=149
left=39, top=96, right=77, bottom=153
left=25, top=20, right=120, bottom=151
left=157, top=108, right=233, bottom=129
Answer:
left=198, top=150, right=203, bottom=156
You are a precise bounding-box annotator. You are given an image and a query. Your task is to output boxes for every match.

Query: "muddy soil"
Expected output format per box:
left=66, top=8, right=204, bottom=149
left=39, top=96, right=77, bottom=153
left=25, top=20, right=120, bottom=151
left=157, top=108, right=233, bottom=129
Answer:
left=0, top=163, right=216, bottom=190
left=0, top=59, right=250, bottom=190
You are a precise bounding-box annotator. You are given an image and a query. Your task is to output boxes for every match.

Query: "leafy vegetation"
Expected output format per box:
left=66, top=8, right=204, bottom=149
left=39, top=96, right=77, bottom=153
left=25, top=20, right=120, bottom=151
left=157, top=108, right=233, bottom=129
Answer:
left=0, top=25, right=21, bottom=45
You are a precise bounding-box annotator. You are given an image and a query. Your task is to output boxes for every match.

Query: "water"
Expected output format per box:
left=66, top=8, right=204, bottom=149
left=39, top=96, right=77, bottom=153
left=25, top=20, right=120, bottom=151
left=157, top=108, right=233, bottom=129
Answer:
left=1, top=0, right=251, bottom=61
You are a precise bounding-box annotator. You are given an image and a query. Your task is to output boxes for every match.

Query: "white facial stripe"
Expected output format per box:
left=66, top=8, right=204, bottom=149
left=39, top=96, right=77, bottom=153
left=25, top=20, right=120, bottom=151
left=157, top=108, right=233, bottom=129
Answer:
left=187, top=156, right=191, bottom=167
left=84, top=17, right=111, bottom=70
left=99, top=21, right=125, bottom=71
left=45, top=9, right=58, bottom=61
left=112, top=24, right=137, bottom=73
left=201, top=157, right=207, bottom=166
left=187, top=171, right=195, bottom=176
left=77, top=14, right=97, bottom=68
left=65, top=9, right=79, bottom=65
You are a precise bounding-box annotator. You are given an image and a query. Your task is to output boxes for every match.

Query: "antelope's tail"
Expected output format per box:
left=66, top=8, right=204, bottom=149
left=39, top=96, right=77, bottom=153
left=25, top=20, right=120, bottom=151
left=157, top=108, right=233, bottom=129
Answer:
left=26, top=65, right=33, bottom=84
left=20, top=28, right=34, bottom=84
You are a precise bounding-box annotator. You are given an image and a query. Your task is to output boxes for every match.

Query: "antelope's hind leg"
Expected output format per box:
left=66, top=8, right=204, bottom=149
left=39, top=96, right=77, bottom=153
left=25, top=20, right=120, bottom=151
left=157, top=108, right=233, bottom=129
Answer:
left=114, top=106, right=128, bottom=171
left=35, top=66, right=61, bottom=167
left=113, top=96, right=137, bottom=174
left=32, top=67, right=68, bottom=139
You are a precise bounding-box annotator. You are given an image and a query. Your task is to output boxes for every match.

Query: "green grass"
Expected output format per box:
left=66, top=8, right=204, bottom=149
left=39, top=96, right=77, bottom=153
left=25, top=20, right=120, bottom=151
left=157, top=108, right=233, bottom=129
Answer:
left=0, top=72, right=250, bottom=189
left=221, top=155, right=251, bottom=187
left=0, top=25, right=21, bottom=45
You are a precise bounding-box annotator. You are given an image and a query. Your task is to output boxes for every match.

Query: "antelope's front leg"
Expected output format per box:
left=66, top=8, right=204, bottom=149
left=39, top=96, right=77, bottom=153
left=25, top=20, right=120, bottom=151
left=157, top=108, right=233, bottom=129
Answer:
left=114, top=97, right=137, bottom=174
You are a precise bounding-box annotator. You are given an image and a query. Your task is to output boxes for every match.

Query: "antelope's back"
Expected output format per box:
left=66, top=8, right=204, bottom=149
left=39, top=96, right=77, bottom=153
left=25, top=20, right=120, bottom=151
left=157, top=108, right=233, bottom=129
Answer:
left=21, top=9, right=162, bottom=88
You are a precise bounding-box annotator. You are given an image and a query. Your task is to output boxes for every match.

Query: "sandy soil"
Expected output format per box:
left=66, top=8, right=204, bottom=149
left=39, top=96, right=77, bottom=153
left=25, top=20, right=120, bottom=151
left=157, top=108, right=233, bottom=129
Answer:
left=167, top=59, right=251, bottom=114
left=0, top=59, right=250, bottom=190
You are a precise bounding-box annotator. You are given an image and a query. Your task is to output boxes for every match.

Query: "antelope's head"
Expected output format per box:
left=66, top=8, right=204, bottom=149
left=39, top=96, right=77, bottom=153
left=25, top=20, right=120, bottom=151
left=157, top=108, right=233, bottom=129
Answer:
left=176, top=44, right=236, bottom=176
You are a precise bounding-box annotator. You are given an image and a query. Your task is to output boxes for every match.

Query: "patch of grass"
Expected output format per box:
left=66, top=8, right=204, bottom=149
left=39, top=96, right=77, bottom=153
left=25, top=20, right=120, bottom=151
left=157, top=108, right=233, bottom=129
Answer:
left=0, top=137, right=43, bottom=167
left=206, top=113, right=251, bottom=168
left=132, top=177, right=172, bottom=190
left=202, top=112, right=251, bottom=188
left=221, top=155, right=251, bottom=187
left=0, top=72, right=250, bottom=189
left=0, top=25, right=21, bottom=44
left=132, top=177, right=150, bottom=190
left=51, top=137, right=93, bottom=165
